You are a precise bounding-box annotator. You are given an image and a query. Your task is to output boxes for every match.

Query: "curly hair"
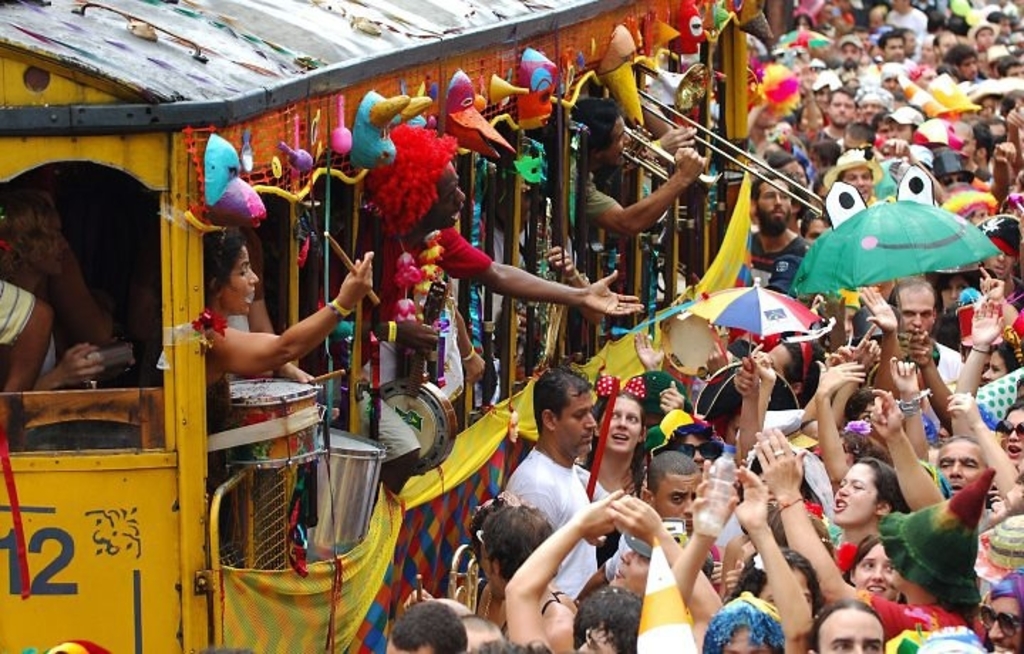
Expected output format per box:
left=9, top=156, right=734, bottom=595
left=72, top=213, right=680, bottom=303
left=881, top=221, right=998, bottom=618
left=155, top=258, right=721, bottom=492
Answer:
left=480, top=504, right=553, bottom=582
left=727, top=548, right=825, bottom=617
left=363, top=124, right=459, bottom=237
left=202, top=228, right=248, bottom=301
left=573, top=586, right=641, bottom=654
left=0, top=189, right=64, bottom=280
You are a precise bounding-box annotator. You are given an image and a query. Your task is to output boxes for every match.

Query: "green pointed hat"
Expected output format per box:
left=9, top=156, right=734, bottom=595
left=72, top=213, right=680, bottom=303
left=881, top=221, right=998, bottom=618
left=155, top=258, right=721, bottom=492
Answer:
left=879, top=468, right=994, bottom=606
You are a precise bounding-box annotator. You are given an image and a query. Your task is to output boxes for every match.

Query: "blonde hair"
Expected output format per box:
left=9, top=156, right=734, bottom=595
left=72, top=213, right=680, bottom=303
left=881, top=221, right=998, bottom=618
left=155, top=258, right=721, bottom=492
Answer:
left=0, top=189, right=64, bottom=280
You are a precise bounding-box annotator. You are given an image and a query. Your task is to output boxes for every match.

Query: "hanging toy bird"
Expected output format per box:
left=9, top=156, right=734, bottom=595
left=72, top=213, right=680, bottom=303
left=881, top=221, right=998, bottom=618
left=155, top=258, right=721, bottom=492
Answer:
left=445, top=69, right=515, bottom=160
left=277, top=114, right=314, bottom=173
left=597, top=25, right=644, bottom=126
left=679, top=0, right=707, bottom=55
left=516, top=47, right=557, bottom=130
left=350, top=90, right=411, bottom=169
left=204, top=133, right=266, bottom=227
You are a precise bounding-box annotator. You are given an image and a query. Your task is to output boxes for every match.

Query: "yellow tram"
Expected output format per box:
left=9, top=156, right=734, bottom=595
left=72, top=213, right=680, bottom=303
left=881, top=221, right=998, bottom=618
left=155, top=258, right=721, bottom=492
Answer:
left=0, top=0, right=759, bottom=650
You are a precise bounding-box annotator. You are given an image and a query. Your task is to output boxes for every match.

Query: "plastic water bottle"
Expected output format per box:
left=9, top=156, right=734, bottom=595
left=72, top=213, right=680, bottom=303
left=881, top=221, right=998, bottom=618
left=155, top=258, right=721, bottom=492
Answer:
left=693, top=444, right=737, bottom=537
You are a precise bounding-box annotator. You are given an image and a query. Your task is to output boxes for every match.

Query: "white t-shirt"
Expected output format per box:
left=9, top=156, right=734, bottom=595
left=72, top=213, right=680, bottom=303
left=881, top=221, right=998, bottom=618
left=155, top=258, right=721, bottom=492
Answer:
left=937, top=342, right=964, bottom=385
left=887, top=8, right=929, bottom=47
left=506, top=449, right=596, bottom=598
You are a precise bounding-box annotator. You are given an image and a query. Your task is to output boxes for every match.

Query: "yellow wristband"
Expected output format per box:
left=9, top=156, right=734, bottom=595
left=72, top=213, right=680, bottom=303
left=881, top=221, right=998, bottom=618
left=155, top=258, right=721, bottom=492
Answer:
left=387, top=321, right=397, bottom=342
left=328, top=298, right=352, bottom=318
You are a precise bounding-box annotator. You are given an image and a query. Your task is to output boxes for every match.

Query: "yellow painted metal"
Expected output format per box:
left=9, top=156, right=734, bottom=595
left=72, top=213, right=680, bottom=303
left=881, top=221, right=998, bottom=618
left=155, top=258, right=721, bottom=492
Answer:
left=0, top=455, right=179, bottom=653
left=163, top=133, right=211, bottom=651
left=720, top=22, right=750, bottom=143
left=0, top=58, right=120, bottom=106
left=0, top=133, right=169, bottom=189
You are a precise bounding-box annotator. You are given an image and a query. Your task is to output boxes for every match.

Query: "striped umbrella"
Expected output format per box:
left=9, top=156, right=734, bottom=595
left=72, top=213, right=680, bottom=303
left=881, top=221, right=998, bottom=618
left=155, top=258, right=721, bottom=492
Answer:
left=688, top=286, right=823, bottom=336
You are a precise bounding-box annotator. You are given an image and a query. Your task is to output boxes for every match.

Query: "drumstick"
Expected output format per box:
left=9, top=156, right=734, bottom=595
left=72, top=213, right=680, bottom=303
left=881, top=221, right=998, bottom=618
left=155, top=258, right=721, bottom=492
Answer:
left=415, top=574, right=423, bottom=602
left=324, top=231, right=381, bottom=306
left=310, top=368, right=347, bottom=384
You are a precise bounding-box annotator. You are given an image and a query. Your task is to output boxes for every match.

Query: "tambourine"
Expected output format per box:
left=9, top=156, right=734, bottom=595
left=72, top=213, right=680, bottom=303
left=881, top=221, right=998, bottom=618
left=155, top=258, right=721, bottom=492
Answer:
left=663, top=311, right=720, bottom=378
left=380, top=378, right=458, bottom=475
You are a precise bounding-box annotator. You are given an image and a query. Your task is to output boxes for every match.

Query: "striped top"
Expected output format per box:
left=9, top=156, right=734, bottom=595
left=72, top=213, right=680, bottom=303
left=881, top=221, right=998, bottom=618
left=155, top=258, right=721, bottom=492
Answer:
left=0, top=280, right=35, bottom=345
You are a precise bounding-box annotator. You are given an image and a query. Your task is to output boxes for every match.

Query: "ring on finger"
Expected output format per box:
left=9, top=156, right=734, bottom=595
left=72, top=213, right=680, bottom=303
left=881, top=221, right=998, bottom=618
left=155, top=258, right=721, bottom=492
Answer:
left=772, top=449, right=786, bottom=457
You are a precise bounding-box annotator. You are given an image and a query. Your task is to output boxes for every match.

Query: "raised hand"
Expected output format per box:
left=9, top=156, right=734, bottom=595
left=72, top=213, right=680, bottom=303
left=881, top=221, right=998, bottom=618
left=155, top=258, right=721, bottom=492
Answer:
left=868, top=389, right=904, bottom=442
left=815, top=361, right=866, bottom=398
left=755, top=428, right=805, bottom=504
left=971, top=298, right=1003, bottom=348
left=659, top=385, right=688, bottom=414
left=852, top=336, right=881, bottom=370
left=337, top=251, right=374, bottom=308
left=889, top=357, right=920, bottom=397
left=734, top=468, right=771, bottom=533
left=907, top=331, right=935, bottom=369
left=947, top=393, right=985, bottom=432
left=734, top=355, right=760, bottom=398
left=980, top=267, right=1006, bottom=303
left=634, top=331, right=664, bottom=371
left=752, top=351, right=778, bottom=388
left=860, top=286, right=898, bottom=335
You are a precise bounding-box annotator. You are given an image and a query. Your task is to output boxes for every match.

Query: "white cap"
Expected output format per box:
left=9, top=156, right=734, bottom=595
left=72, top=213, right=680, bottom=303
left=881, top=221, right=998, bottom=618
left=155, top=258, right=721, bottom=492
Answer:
left=812, top=69, right=842, bottom=92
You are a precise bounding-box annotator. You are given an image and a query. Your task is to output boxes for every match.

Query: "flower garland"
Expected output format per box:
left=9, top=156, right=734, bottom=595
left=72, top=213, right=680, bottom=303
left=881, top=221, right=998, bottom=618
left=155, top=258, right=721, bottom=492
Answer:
left=192, top=307, right=227, bottom=352
left=393, top=230, right=445, bottom=322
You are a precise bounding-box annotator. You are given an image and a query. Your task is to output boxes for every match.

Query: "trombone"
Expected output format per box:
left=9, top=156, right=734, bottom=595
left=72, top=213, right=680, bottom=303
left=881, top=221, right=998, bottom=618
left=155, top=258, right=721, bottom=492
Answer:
left=634, top=63, right=825, bottom=217
left=622, top=125, right=721, bottom=186
left=448, top=543, right=479, bottom=612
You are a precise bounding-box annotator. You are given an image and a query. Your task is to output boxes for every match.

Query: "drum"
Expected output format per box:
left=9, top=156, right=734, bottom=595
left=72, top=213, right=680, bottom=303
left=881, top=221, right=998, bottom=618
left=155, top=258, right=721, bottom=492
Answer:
left=664, top=312, right=720, bottom=377
left=221, top=379, right=322, bottom=467
left=309, top=430, right=386, bottom=558
left=380, top=377, right=457, bottom=474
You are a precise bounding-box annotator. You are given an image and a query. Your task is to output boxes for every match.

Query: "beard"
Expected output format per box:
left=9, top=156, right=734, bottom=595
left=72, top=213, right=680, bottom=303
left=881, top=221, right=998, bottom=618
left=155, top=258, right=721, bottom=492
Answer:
left=757, top=209, right=789, bottom=237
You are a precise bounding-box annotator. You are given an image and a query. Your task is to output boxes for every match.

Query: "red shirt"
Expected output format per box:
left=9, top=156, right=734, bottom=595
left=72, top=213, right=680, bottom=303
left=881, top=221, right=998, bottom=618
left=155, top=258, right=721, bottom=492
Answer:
left=375, top=227, right=492, bottom=320
left=859, top=591, right=968, bottom=641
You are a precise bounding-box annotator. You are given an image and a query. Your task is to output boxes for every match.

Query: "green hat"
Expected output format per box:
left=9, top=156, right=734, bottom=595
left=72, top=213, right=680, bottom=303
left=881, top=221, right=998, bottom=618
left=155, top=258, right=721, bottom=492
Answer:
left=879, top=468, right=994, bottom=606
left=633, top=370, right=691, bottom=418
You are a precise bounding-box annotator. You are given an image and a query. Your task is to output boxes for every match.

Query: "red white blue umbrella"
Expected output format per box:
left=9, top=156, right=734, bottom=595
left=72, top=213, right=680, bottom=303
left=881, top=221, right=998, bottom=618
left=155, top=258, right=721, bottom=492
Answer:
left=688, top=285, right=824, bottom=336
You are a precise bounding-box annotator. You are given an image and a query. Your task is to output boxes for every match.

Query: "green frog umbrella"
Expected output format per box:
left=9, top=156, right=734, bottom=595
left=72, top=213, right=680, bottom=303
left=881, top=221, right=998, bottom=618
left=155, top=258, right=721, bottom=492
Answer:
left=792, top=166, right=1000, bottom=295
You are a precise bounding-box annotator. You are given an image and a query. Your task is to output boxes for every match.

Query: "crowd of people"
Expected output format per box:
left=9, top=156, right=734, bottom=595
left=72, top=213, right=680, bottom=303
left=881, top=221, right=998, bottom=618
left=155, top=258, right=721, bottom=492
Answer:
left=388, top=0, right=1024, bottom=652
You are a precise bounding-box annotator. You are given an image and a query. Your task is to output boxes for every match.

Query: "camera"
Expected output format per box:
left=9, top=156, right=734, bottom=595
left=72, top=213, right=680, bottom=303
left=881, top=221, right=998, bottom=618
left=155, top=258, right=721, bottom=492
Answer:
left=90, top=342, right=135, bottom=381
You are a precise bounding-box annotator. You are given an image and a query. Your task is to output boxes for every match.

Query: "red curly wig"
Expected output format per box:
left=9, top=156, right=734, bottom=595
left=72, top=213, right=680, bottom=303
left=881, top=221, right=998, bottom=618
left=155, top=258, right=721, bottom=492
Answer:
left=363, top=124, right=459, bottom=237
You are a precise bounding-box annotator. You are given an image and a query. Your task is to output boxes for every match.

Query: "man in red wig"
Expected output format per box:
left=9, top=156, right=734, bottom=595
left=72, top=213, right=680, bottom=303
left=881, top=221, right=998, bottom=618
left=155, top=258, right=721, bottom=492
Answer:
left=360, top=124, right=642, bottom=493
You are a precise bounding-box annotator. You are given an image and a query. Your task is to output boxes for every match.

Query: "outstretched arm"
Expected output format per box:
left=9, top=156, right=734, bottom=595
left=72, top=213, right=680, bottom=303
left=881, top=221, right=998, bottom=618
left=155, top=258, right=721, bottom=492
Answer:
left=208, top=254, right=374, bottom=381
left=594, top=149, right=707, bottom=237
left=475, top=264, right=642, bottom=317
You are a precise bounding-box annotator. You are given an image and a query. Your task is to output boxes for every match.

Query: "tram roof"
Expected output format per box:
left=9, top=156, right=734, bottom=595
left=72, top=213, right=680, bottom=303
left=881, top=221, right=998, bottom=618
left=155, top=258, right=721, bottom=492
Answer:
left=0, top=0, right=630, bottom=134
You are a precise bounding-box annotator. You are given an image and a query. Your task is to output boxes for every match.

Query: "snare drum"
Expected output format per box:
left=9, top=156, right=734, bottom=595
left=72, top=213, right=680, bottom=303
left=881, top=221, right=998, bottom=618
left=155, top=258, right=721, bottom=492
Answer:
left=225, top=379, right=321, bottom=467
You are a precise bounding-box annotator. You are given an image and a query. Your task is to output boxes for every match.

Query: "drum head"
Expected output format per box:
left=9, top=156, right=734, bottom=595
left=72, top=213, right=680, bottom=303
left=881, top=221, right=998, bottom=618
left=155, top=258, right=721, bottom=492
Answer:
left=230, top=378, right=318, bottom=406
left=328, top=429, right=386, bottom=459
left=664, top=312, right=719, bottom=376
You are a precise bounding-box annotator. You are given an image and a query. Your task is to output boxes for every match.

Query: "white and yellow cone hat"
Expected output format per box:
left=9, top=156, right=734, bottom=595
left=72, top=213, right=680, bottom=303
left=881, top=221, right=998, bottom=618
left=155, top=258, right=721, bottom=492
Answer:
left=637, top=543, right=699, bottom=654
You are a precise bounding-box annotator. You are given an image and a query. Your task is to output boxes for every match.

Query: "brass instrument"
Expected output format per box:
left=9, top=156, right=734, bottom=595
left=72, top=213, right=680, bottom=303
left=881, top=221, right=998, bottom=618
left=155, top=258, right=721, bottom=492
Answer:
left=622, top=125, right=721, bottom=185
left=635, top=63, right=825, bottom=217
left=448, top=543, right=479, bottom=612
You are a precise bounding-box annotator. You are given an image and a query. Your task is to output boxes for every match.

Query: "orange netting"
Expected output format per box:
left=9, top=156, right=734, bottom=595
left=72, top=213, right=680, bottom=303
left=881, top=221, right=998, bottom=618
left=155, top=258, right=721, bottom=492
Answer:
left=184, top=0, right=673, bottom=208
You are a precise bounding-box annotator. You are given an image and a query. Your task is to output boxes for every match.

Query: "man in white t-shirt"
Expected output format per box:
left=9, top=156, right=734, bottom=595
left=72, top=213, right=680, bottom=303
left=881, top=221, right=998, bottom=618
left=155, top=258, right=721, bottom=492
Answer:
left=506, top=367, right=597, bottom=599
left=886, top=0, right=929, bottom=50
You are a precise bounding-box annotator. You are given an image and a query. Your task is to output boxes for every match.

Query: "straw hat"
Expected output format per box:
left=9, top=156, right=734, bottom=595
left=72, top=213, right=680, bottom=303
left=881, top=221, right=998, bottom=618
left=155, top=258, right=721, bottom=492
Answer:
left=976, top=515, right=1024, bottom=583
left=822, top=148, right=884, bottom=190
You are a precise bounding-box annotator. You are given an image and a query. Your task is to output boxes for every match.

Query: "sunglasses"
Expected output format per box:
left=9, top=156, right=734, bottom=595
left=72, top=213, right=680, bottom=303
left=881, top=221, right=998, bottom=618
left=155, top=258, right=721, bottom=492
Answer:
left=671, top=441, right=724, bottom=461
left=980, top=605, right=1021, bottom=635
left=997, top=420, right=1024, bottom=437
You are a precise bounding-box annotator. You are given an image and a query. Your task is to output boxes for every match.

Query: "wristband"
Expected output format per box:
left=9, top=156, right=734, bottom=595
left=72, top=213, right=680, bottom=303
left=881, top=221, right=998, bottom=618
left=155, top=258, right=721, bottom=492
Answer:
left=387, top=321, right=397, bottom=343
left=777, top=497, right=802, bottom=512
left=328, top=298, right=352, bottom=319
left=972, top=344, right=992, bottom=355
left=462, top=350, right=477, bottom=362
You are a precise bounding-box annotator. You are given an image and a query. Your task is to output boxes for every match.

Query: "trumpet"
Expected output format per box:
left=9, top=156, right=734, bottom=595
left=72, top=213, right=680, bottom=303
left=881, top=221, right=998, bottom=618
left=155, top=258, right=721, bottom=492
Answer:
left=622, top=126, right=721, bottom=186
left=635, top=63, right=825, bottom=217
left=448, top=543, right=479, bottom=612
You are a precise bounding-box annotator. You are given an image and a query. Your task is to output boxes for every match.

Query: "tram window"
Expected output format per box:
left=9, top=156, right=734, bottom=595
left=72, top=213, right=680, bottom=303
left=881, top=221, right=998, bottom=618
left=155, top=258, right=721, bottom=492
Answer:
left=0, top=164, right=163, bottom=391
